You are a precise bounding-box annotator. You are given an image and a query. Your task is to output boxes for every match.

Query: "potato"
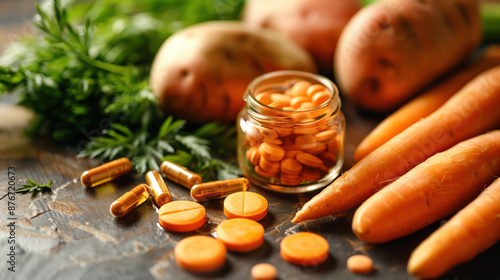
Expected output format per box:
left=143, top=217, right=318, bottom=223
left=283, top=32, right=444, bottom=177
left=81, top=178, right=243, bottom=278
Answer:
left=334, top=0, right=482, bottom=112
left=150, top=21, right=316, bottom=123
left=242, top=0, right=361, bottom=74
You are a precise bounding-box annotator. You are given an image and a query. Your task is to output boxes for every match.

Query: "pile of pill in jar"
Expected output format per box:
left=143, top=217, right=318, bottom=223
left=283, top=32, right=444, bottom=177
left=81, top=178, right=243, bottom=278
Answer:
left=241, top=78, right=343, bottom=190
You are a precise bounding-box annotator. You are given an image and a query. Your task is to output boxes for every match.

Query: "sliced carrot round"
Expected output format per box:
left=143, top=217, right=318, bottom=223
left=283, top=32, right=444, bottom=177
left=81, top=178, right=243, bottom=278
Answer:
left=159, top=201, right=206, bottom=232
left=280, top=232, right=329, bottom=266
left=347, top=254, right=373, bottom=274
left=174, top=235, right=227, bottom=273
left=216, top=218, right=265, bottom=252
left=251, top=263, right=278, bottom=280
left=224, top=191, right=268, bottom=221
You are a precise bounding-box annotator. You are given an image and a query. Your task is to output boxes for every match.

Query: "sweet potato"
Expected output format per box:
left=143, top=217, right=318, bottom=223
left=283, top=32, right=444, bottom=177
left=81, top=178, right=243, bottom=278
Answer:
left=242, top=0, right=361, bottom=74
left=334, top=0, right=482, bottom=112
left=150, top=21, right=316, bottom=124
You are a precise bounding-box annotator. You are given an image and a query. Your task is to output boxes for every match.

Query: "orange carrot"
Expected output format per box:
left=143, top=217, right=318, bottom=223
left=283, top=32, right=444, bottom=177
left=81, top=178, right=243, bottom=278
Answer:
left=354, top=45, right=500, bottom=162
left=352, top=130, right=500, bottom=243
left=407, top=177, right=500, bottom=279
left=292, top=65, right=500, bottom=223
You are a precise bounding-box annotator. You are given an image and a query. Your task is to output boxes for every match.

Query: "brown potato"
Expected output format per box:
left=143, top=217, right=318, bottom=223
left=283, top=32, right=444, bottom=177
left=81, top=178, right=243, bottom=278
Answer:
left=150, top=21, right=316, bottom=123
left=334, top=0, right=482, bottom=112
left=242, top=0, right=361, bottom=74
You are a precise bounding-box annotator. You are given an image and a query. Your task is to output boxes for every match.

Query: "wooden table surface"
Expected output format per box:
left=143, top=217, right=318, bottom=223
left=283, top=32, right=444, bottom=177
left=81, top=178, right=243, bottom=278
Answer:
left=1, top=2, right=499, bottom=280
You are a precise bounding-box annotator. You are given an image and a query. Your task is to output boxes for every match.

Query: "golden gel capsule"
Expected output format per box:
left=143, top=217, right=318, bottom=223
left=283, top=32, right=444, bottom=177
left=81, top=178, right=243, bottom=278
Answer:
left=110, top=183, right=150, bottom=218
left=160, top=160, right=202, bottom=189
left=81, top=158, right=132, bottom=187
left=190, top=178, right=251, bottom=202
left=145, top=170, right=172, bottom=206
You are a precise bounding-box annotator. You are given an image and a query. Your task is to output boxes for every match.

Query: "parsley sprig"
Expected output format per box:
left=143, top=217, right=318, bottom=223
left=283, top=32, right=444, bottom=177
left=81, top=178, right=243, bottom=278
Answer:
left=0, top=0, right=244, bottom=179
left=16, top=179, right=53, bottom=195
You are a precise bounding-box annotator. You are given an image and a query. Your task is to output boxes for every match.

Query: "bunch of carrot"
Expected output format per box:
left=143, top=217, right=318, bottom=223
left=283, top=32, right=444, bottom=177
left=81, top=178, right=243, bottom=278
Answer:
left=292, top=47, right=500, bottom=278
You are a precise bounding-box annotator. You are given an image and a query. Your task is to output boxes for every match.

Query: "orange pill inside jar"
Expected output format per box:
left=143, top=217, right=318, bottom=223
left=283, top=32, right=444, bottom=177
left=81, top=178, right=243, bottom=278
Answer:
left=237, top=71, right=345, bottom=193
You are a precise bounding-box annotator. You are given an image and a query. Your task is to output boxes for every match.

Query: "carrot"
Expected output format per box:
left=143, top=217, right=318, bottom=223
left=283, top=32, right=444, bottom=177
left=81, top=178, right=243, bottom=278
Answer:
left=352, top=130, right=500, bottom=243
left=407, top=177, right=500, bottom=279
left=292, top=65, right=500, bottom=223
left=354, top=45, right=500, bottom=162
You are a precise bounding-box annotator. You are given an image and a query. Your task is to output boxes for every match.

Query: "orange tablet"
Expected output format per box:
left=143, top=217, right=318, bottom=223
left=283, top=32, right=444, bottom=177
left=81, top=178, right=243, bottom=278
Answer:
left=216, top=218, right=265, bottom=252
left=280, top=232, right=329, bottom=266
left=159, top=201, right=205, bottom=232
left=174, top=235, right=226, bottom=273
left=224, top=191, right=268, bottom=221
left=347, top=254, right=374, bottom=274
left=251, top=263, right=278, bottom=280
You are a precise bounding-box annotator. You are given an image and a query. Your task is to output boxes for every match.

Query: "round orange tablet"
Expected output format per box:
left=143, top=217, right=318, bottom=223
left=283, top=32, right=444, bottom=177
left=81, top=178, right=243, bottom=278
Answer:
left=347, top=254, right=374, bottom=274
left=280, top=232, right=329, bottom=266
left=216, top=218, right=265, bottom=252
left=280, top=158, right=303, bottom=175
left=251, top=263, right=278, bottom=280
left=258, top=142, right=285, bottom=162
left=174, top=235, right=227, bottom=273
left=296, top=152, right=324, bottom=168
left=224, top=191, right=268, bottom=221
left=159, top=201, right=206, bottom=232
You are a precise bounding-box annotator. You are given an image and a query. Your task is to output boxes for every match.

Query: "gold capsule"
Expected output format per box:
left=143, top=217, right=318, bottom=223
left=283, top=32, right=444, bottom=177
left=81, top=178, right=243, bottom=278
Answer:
left=80, top=158, right=132, bottom=187
left=110, top=183, right=150, bottom=218
left=160, top=161, right=202, bottom=189
left=190, top=178, right=251, bottom=202
left=145, top=170, right=172, bottom=206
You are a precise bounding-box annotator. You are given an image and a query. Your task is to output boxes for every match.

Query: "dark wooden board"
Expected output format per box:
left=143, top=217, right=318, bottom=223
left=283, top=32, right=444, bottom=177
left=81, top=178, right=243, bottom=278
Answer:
left=1, top=97, right=499, bottom=280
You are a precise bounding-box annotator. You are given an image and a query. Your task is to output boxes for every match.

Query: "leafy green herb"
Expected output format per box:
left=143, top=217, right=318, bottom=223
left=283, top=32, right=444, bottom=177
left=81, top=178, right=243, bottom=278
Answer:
left=0, top=0, right=245, bottom=179
left=16, top=179, right=53, bottom=194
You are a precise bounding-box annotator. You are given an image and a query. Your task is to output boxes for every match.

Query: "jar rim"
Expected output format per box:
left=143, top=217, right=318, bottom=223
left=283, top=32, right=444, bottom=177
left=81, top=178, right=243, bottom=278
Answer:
left=245, top=70, right=340, bottom=113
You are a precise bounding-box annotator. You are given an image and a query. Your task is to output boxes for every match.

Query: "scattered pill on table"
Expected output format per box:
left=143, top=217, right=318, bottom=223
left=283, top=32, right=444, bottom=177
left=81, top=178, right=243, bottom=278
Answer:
left=216, top=218, right=264, bottom=252
left=145, top=170, right=172, bottom=207
left=160, top=160, right=202, bottom=189
left=174, top=235, right=227, bottom=273
left=224, top=191, right=268, bottom=221
left=347, top=254, right=374, bottom=274
left=110, top=183, right=150, bottom=218
left=80, top=157, right=132, bottom=187
left=159, top=201, right=206, bottom=232
left=251, top=263, right=278, bottom=280
left=280, top=232, right=329, bottom=266
left=190, top=177, right=250, bottom=202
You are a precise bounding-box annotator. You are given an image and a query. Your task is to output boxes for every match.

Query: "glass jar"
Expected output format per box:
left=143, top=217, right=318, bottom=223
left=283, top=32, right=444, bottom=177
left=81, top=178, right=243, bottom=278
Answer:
left=237, top=70, right=345, bottom=193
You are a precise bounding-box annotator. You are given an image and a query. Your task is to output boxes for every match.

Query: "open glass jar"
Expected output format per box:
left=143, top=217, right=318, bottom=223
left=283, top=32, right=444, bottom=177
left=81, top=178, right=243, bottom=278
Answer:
left=237, top=71, right=345, bottom=193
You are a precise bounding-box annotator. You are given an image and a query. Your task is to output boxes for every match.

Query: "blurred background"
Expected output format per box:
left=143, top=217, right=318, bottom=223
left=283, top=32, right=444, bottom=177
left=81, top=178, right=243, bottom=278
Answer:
left=0, top=0, right=40, bottom=53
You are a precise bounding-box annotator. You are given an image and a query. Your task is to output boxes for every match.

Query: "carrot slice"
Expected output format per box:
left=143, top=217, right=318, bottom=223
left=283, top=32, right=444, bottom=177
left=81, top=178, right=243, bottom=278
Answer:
left=159, top=201, right=206, bottom=232
left=347, top=255, right=373, bottom=274
left=174, top=235, right=226, bottom=273
left=280, top=232, right=329, bottom=266
left=224, top=191, right=268, bottom=221
left=216, top=218, right=264, bottom=252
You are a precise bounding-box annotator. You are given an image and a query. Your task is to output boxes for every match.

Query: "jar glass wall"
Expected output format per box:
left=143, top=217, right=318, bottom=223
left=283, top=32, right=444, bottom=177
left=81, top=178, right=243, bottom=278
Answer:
left=237, top=71, right=345, bottom=193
